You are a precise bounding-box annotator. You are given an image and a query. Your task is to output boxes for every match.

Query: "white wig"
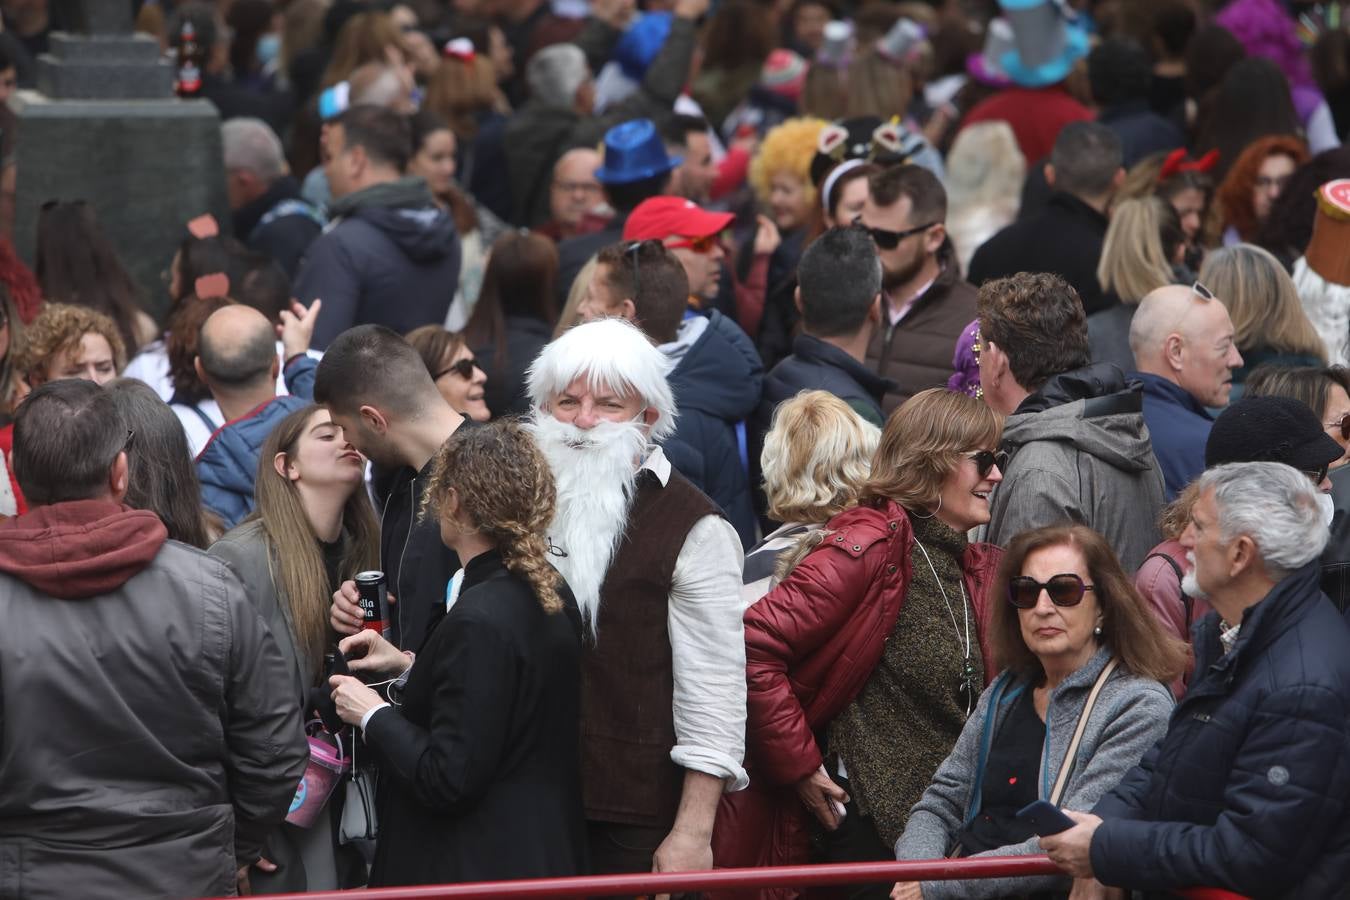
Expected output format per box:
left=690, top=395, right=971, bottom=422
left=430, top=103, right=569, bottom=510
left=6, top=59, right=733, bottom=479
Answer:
left=527, top=317, right=678, bottom=442
left=1197, top=461, right=1328, bottom=579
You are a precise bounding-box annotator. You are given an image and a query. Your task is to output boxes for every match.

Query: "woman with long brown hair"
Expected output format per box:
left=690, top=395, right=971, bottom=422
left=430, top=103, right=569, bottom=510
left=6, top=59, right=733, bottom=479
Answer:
left=328, top=420, right=585, bottom=886
left=893, top=525, right=1182, bottom=900
left=209, top=403, right=379, bottom=893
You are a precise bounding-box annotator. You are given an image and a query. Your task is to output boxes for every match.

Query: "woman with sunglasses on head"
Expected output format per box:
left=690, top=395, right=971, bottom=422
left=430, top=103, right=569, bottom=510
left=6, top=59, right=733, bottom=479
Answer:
left=892, top=524, right=1184, bottom=900
left=734, top=388, right=1004, bottom=894
left=404, top=325, right=490, bottom=422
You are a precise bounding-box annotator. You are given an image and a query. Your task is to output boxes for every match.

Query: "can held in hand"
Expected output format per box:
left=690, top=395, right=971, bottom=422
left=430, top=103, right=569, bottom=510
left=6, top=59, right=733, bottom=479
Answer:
left=355, top=570, right=389, bottom=639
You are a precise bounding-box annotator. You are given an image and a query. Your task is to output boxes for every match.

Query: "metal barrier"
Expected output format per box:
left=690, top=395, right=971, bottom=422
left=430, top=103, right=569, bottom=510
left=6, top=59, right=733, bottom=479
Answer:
left=249, top=855, right=1248, bottom=899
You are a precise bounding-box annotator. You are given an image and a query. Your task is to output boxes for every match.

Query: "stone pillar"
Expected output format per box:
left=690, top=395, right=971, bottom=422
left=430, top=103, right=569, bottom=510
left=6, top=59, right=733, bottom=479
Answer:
left=12, top=0, right=228, bottom=322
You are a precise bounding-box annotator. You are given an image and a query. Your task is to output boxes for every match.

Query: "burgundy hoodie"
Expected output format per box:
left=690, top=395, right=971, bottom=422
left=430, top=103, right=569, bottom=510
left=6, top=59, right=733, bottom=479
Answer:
left=0, top=499, right=168, bottom=599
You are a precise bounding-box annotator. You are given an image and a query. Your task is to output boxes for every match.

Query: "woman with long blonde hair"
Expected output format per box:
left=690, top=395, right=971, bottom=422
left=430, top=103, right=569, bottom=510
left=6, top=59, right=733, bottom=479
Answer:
left=327, top=421, right=585, bottom=886
left=209, top=403, right=379, bottom=893
left=1200, top=243, right=1327, bottom=394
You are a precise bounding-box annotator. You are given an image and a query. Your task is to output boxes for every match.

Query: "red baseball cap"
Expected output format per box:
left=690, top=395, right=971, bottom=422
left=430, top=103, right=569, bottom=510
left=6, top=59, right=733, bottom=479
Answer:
left=623, top=196, right=735, bottom=242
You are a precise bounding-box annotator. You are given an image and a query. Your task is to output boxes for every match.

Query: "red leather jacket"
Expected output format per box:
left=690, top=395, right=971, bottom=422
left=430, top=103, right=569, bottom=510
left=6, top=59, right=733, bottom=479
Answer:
left=712, top=500, right=1003, bottom=896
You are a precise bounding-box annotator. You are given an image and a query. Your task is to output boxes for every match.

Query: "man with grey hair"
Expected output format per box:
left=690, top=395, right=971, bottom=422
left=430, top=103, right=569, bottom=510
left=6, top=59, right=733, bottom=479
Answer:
left=223, top=117, right=324, bottom=277
left=1043, top=461, right=1350, bottom=898
left=1130, top=283, right=1244, bottom=499
left=525, top=316, right=748, bottom=881
left=196, top=301, right=321, bottom=528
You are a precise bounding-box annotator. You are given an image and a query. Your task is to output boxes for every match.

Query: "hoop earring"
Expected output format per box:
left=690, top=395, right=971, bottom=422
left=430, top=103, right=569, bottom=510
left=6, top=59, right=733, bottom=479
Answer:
left=911, top=496, right=943, bottom=520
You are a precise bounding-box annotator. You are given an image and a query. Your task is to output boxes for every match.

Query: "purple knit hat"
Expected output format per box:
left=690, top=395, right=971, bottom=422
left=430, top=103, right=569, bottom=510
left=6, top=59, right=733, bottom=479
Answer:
left=947, top=319, right=983, bottom=399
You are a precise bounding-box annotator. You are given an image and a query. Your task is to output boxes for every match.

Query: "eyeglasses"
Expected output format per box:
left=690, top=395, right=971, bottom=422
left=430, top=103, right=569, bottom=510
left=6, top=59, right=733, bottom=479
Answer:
left=1192, top=280, right=1215, bottom=302
left=1301, top=463, right=1331, bottom=485
left=434, top=358, right=478, bottom=380
left=853, top=215, right=936, bottom=250
left=626, top=240, right=657, bottom=301
left=553, top=180, right=601, bottom=196
left=1327, top=413, right=1350, bottom=441
left=666, top=232, right=724, bottom=254
left=1007, top=574, right=1096, bottom=609
left=967, top=449, right=1009, bottom=478
left=1254, top=175, right=1291, bottom=192
left=124, top=430, right=136, bottom=451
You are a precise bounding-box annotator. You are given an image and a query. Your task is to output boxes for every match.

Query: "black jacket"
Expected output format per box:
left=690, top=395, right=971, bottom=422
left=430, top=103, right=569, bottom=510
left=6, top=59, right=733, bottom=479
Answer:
left=294, top=177, right=462, bottom=350
left=364, top=550, right=586, bottom=886
left=472, top=314, right=553, bottom=419
left=376, top=424, right=479, bottom=651
left=1091, top=563, right=1350, bottom=897
left=1321, top=465, right=1350, bottom=614
left=232, top=175, right=324, bottom=279
left=967, top=191, right=1112, bottom=315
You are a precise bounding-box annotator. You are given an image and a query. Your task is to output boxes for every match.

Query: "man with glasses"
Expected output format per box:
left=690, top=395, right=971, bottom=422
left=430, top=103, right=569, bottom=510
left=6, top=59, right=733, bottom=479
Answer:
left=1043, top=461, right=1350, bottom=900
left=1129, top=282, right=1244, bottom=500
left=538, top=148, right=610, bottom=242
left=856, top=163, right=977, bottom=412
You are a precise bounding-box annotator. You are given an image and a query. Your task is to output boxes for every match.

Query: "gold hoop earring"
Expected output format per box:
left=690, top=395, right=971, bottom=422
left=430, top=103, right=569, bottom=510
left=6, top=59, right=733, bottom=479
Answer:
left=911, top=496, right=943, bottom=520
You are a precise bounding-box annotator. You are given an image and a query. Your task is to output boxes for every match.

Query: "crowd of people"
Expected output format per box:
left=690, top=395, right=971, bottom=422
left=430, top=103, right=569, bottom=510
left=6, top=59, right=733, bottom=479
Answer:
left=4, top=0, right=1350, bottom=898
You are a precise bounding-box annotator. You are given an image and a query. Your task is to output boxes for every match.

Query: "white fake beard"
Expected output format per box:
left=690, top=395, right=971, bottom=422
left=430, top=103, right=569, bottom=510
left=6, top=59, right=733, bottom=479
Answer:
left=1181, top=551, right=1208, bottom=601
left=528, top=415, right=647, bottom=638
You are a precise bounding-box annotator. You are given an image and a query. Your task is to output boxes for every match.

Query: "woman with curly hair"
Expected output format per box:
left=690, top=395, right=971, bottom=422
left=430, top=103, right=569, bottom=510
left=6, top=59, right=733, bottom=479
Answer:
left=2, top=303, right=126, bottom=515
left=328, top=420, right=585, bottom=887
left=1216, top=135, right=1310, bottom=246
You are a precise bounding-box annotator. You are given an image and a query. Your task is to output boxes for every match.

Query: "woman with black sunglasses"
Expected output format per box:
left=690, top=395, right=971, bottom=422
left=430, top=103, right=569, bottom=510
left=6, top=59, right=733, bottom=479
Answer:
left=892, top=524, right=1186, bottom=900
left=405, top=324, right=491, bottom=422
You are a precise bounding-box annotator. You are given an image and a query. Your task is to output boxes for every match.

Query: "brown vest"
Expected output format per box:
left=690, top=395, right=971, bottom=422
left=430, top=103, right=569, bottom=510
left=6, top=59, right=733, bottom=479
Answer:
left=580, top=468, right=720, bottom=828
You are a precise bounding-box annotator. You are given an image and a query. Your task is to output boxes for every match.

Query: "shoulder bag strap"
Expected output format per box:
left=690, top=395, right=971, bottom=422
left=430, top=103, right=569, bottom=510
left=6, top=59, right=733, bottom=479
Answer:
left=1048, top=656, right=1120, bottom=806
left=1144, top=551, right=1193, bottom=629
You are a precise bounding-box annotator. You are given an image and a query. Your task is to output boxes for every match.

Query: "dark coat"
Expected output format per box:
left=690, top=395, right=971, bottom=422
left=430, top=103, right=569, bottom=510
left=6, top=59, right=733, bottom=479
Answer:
left=556, top=216, right=626, bottom=305
left=363, top=551, right=586, bottom=887
left=865, top=241, right=979, bottom=414
left=1097, top=100, right=1186, bottom=168
left=967, top=192, right=1111, bottom=316
left=473, top=314, right=554, bottom=419
left=1322, top=465, right=1350, bottom=615
left=1091, top=563, right=1350, bottom=898
left=294, top=177, right=462, bottom=350
left=662, top=311, right=764, bottom=547
left=1136, top=372, right=1213, bottom=501
left=232, top=175, right=325, bottom=279
left=712, top=502, right=1001, bottom=878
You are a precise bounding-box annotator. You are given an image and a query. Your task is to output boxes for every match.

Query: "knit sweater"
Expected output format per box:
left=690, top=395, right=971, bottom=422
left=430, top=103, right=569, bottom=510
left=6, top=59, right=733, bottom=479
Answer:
left=828, top=514, right=984, bottom=848
left=895, top=647, right=1174, bottom=899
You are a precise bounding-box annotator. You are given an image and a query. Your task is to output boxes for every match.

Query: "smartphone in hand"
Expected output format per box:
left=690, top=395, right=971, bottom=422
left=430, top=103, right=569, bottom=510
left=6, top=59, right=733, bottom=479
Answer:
left=1016, top=800, right=1076, bottom=836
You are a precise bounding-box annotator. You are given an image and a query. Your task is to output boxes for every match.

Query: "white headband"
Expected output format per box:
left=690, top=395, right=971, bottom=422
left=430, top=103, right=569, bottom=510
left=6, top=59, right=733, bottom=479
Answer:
left=821, top=158, right=866, bottom=215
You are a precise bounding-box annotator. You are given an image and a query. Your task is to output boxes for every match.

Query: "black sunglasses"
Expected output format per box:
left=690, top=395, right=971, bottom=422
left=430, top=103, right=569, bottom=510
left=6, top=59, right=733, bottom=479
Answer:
left=1301, top=463, right=1330, bottom=485
left=853, top=215, right=936, bottom=250
left=1327, top=413, right=1350, bottom=442
left=434, top=358, right=477, bottom=380
left=1007, top=574, right=1095, bottom=609
left=968, top=449, right=1009, bottom=478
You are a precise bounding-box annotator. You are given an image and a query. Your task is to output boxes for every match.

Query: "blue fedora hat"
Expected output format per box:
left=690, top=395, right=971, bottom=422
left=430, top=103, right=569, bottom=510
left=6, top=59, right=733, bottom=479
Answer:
left=594, top=118, right=682, bottom=185
left=998, top=0, right=1089, bottom=89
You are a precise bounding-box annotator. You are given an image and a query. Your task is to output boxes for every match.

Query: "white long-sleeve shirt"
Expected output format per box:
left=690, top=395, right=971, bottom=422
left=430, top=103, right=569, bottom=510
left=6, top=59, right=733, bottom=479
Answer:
left=641, top=447, right=749, bottom=792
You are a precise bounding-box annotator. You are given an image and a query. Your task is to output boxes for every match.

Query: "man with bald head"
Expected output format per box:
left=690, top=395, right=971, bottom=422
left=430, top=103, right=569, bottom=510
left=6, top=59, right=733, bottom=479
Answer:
left=1130, top=283, right=1244, bottom=499
left=196, top=299, right=322, bottom=527
left=540, top=147, right=609, bottom=242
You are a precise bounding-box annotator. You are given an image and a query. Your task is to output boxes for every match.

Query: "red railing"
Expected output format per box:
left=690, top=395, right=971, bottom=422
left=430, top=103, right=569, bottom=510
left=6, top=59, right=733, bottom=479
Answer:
left=251, top=856, right=1247, bottom=899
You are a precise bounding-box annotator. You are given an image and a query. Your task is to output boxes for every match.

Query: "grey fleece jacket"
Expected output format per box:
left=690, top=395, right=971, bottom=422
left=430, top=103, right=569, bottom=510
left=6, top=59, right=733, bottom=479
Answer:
left=983, top=364, right=1166, bottom=572
left=895, top=648, right=1173, bottom=899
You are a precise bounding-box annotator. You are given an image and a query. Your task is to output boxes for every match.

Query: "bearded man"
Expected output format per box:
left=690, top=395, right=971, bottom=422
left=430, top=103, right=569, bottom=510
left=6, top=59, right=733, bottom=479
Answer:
left=857, top=164, right=977, bottom=412
left=525, top=316, right=748, bottom=880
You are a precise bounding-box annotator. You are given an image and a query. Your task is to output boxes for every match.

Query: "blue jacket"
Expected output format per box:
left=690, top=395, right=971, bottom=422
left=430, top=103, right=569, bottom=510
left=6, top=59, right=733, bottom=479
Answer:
left=196, top=356, right=317, bottom=529
left=1137, top=373, right=1213, bottom=500
left=661, top=311, right=763, bottom=547
left=1091, top=563, right=1350, bottom=897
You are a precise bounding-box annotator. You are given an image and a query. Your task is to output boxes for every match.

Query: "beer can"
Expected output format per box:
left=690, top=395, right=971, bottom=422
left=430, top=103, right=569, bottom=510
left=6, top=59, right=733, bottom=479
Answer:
left=355, top=570, right=388, bottom=637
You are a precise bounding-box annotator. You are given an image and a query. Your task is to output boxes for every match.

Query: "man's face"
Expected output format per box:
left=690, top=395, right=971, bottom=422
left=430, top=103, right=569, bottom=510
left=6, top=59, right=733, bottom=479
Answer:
left=672, top=132, right=716, bottom=204
left=550, top=150, right=603, bottom=227
left=669, top=235, right=725, bottom=301
left=322, top=124, right=356, bottom=200
left=324, top=406, right=400, bottom=468
left=548, top=376, right=646, bottom=429
left=577, top=263, right=629, bottom=322
left=1179, top=486, right=1230, bottom=601
left=859, top=194, right=940, bottom=293
left=1174, top=299, right=1244, bottom=408
left=0, top=66, right=17, bottom=107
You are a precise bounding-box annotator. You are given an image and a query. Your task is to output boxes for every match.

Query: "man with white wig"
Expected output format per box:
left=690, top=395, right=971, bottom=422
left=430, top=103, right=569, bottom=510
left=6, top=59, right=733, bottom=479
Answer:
left=1043, top=462, right=1350, bottom=898
left=525, top=316, right=748, bottom=878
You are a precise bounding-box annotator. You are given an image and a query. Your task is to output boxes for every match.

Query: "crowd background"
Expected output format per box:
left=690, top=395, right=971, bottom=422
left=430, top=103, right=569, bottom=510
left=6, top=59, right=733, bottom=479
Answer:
left=3, top=0, right=1350, bottom=898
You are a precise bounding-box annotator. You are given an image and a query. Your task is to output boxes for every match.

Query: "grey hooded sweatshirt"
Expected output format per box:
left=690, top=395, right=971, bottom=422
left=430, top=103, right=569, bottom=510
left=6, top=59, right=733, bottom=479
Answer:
left=984, top=363, right=1166, bottom=571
